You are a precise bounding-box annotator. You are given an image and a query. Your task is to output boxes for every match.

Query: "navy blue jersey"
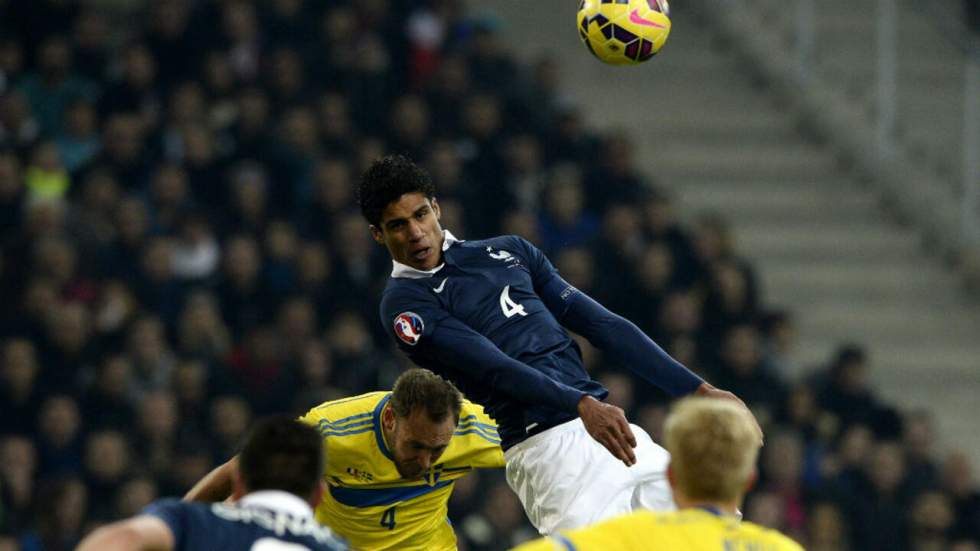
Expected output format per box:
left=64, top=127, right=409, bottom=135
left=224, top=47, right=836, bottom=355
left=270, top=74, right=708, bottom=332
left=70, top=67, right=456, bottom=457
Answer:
left=380, top=232, right=703, bottom=449
left=144, top=493, right=348, bottom=551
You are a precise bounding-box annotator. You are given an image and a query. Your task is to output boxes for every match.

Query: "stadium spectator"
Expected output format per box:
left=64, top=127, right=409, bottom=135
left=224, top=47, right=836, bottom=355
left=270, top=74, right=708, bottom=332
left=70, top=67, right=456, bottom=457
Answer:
left=805, top=501, right=849, bottom=551
left=537, top=162, right=598, bottom=255
left=0, top=339, right=42, bottom=435
left=36, top=397, right=83, bottom=480
left=82, top=430, right=132, bottom=520
left=0, top=436, right=37, bottom=533
left=79, top=354, right=134, bottom=431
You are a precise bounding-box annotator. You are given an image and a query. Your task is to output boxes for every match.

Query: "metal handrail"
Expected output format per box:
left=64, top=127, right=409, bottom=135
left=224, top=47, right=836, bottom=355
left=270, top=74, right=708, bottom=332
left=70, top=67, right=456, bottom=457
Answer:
left=729, top=0, right=979, bottom=246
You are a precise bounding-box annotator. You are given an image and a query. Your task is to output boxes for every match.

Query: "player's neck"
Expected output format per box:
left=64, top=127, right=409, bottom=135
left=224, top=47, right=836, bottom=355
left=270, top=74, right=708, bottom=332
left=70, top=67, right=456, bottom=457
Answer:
left=676, top=496, right=740, bottom=517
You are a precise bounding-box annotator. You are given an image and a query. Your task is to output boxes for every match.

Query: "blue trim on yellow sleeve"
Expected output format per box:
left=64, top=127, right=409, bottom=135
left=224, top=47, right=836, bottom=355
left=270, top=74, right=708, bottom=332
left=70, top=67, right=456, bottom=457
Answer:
left=318, top=418, right=373, bottom=430
left=553, top=534, right=578, bottom=551
left=319, top=425, right=375, bottom=438
left=457, top=417, right=500, bottom=434
left=318, top=412, right=373, bottom=429
left=456, top=421, right=500, bottom=438
left=329, top=480, right=453, bottom=507
left=454, top=429, right=502, bottom=444
left=373, top=394, right=395, bottom=461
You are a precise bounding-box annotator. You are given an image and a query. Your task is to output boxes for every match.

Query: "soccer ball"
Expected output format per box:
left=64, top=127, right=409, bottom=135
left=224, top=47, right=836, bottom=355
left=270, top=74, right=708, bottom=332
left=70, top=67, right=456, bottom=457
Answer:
left=576, top=0, right=671, bottom=66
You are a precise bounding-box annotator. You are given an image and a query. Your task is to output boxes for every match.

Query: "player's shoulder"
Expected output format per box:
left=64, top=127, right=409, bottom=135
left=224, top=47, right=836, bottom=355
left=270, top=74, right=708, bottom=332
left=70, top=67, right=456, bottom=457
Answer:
left=300, top=391, right=389, bottom=427
left=738, top=520, right=805, bottom=551
left=141, top=497, right=205, bottom=534
left=461, top=234, right=529, bottom=252
left=142, top=497, right=188, bottom=519
left=381, top=275, right=439, bottom=309
left=601, top=509, right=662, bottom=530
left=458, top=398, right=496, bottom=421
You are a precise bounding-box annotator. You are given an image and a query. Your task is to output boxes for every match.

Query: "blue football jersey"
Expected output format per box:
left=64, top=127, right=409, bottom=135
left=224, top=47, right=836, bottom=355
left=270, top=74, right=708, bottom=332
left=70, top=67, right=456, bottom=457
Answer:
left=380, top=232, right=608, bottom=449
left=144, top=492, right=349, bottom=551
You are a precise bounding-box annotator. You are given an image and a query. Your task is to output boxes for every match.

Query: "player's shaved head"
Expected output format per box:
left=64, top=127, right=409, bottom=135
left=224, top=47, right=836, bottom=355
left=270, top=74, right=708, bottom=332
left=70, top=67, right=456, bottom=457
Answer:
left=390, top=368, right=462, bottom=424
left=664, top=397, right=760, bottom=503
left=358, top=154, right=436, bottom=228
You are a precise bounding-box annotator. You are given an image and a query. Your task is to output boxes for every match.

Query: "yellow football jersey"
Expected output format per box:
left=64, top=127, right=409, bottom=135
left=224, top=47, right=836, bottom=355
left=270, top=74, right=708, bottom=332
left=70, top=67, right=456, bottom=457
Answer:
left=512, top=508, right=804, bottom=551
left=298, top=391, right=505, bottom=551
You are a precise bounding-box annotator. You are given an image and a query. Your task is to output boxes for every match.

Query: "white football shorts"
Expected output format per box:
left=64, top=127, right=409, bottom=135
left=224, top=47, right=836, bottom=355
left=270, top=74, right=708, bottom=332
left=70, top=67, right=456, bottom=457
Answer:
left=504, top=417, right=674, bottom=535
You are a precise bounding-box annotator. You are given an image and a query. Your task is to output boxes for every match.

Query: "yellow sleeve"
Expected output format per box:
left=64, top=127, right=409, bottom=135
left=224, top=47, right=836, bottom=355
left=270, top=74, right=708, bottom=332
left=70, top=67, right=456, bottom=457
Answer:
left=454, top=400, right=505, bottom=469
left=777, top=535, right=806, bottom=551
left=510, top=537, right=564, bottom=551
left=297, top=407, right=319, bottom=427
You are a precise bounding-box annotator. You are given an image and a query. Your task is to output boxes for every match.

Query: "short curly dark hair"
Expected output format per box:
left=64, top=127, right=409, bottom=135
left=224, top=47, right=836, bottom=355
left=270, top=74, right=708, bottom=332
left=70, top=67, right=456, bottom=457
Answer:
left=358, top=154, right=436, bottom=228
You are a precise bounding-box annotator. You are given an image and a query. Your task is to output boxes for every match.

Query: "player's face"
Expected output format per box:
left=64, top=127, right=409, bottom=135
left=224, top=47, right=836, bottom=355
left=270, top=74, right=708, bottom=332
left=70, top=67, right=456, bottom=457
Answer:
left=371, top=192, right=444, bottom=271
left=385, top=407, right=456, bottom=479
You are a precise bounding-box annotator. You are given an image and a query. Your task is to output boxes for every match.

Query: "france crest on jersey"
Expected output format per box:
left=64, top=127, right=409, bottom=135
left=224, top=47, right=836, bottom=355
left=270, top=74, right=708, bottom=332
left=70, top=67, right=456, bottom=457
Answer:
left=143, top=492, right=349, bottom=551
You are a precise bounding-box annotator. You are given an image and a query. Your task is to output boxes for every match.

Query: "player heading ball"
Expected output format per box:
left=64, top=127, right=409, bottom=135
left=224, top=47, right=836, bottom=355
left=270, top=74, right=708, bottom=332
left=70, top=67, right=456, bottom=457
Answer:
left=359, top=154, right=763, bottom=534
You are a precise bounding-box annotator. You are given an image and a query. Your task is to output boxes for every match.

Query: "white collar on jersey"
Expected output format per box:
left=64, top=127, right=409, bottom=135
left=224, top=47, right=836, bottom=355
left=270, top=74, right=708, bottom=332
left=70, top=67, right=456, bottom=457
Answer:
left=239, top=490, right=314, bottom=518
left=390, top=229, right=461, bottom=279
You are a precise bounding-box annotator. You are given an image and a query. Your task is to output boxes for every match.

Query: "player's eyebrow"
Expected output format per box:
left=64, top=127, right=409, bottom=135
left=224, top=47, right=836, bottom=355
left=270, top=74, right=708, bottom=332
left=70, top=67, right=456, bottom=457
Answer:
left=384, top=205, right=429, bottom=229
left=410, top=440, right=447, bottom=452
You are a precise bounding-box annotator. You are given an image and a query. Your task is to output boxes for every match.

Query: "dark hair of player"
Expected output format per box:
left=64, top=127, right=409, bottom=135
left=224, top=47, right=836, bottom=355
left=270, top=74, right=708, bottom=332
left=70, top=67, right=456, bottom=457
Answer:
left=357, top=154, right=436, bottom=227
left=389, top=368, right=463, bottom=425
left=238, top=417, right=323, bottom=498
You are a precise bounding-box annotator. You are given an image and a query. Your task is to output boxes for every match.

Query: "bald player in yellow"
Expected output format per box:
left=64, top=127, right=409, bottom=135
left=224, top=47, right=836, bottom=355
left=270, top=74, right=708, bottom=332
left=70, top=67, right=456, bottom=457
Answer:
left=186, top=368, right=504, bottom=550
left=512, top=397, right=803, bottom=551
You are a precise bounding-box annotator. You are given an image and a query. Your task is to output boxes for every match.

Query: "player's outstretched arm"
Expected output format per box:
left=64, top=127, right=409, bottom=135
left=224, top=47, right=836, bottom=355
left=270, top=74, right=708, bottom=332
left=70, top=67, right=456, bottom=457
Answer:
left=526, top=240, right=764, bottom=444
left=183, top=456, right=238, bottom=502
left=76, top=516, right=174, bottom=551
left=555, top=285, right=764, bottom=442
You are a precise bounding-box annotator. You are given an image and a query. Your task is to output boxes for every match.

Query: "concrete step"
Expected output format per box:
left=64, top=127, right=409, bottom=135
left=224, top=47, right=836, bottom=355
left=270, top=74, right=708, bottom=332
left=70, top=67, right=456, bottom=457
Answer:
left=649, top=143, right=840, bottom=177
left=680, top=182, right=884, bottom=222
left=642, top=109, right=790, bottom=134
left=652, top=124, right=795, bottom=146
left=794, top=334, right=980, bottom=363
left=736, top=225, right=921, bottom=263
left=648, top=86, right=772, bottom=113
left=771, top=287, right=968, bottom=312
left=798, top=301, right=980, bottom=341
left=764, top=275, right=957, bottom=306
left=760, top=259, right=946, bottom=298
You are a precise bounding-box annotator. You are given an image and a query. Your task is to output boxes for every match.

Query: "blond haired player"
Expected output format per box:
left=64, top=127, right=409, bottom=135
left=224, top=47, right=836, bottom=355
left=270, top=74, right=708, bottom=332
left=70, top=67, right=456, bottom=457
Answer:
left=512, top=397, right=803, bottom=551
left=186, top=368, right=504, bottom=550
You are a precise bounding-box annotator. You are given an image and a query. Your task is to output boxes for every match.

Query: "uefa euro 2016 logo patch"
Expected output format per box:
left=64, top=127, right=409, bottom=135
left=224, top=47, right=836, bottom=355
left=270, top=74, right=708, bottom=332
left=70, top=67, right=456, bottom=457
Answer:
left=393, top=312, right=424, bottom=346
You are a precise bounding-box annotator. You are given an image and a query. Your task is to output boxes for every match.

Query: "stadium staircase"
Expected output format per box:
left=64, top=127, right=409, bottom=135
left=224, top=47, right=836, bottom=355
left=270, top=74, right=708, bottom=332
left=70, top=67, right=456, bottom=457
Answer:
left=490, top=0, right=980, bottom=469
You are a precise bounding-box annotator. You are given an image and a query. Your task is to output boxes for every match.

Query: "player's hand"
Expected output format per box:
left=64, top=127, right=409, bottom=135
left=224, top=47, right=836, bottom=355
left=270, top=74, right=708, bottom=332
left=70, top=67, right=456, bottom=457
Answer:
left=696, top=382, right=765, bottom=445
left=577, top=395, right=637, bottom=467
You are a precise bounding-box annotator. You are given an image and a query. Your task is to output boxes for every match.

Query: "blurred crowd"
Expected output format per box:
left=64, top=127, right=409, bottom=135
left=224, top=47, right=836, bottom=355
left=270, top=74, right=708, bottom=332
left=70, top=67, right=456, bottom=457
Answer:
left=0, top=1, right=978, bottom=550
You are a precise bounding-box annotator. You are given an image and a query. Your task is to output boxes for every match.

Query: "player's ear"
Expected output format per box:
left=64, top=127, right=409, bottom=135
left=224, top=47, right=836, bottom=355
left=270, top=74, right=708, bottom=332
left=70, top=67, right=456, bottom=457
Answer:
left=744, top=466, right=758, bottom=494
left=369, top=224, right=385, bottom=244
left=666, top=463, right=676, bottom=489
left=308, top=479, right=326, bottom=509
left=382, top=405, right=396, bottom=432
left=431, top=197, right=441, bottom=220
left=230, top=471, right=247, bottom=502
